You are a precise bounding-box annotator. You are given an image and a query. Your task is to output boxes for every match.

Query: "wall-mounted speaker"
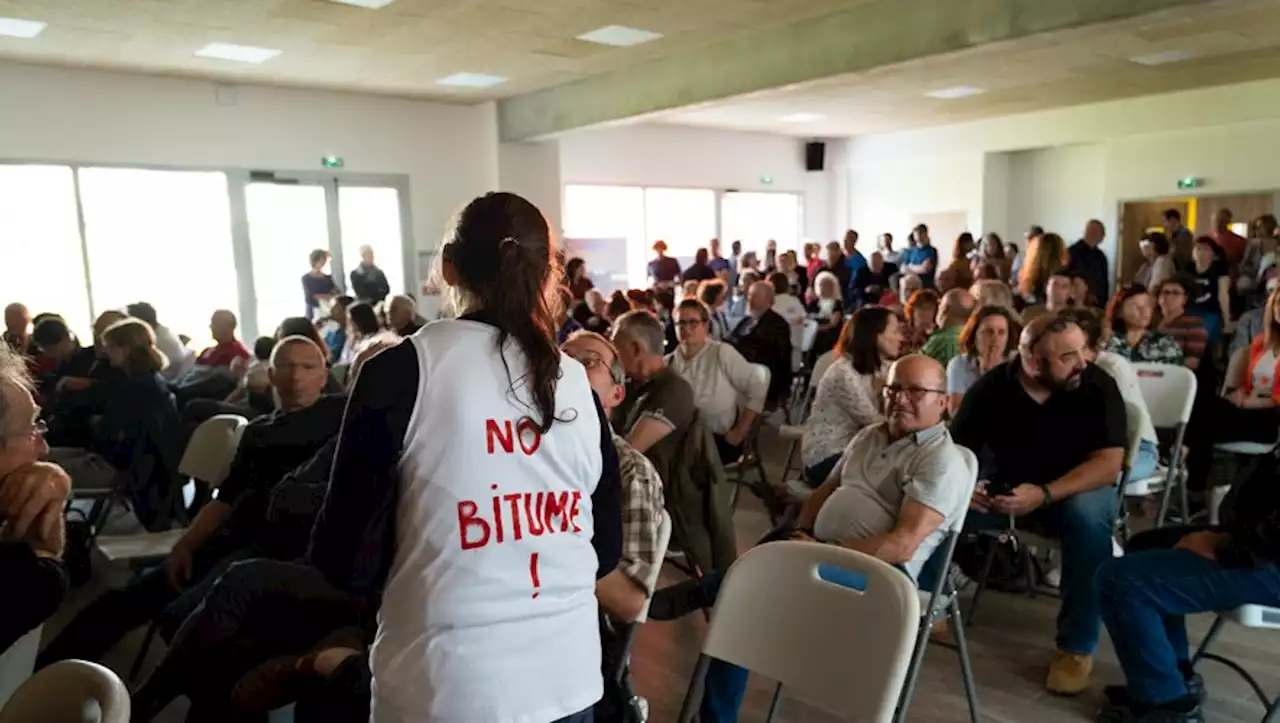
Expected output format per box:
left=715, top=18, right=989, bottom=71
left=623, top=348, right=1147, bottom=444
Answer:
left=805, top=141, right=826, bottom=172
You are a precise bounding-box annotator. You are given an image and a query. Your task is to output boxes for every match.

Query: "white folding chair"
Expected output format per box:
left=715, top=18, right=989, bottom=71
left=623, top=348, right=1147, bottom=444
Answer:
left=1128, top=364, right=1196, bottom=526
left=0, top=659, right=129, bottom=723
left=101, top=414, right=249, bottom=683
left=0, top=626, right=41, bottom=710
left=893, top=446, right=981, bottom=723
left=778, top=351, right=836, bottom=503
left=727, top=364, right=772, bottom=510
left=677, top=541, right=920, bottom=723
left=1192, top=604, right=1280, bottom=723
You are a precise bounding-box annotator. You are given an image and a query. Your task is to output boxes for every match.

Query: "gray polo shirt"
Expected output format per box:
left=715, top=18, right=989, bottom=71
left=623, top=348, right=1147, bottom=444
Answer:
left=813, top=422, right=972, bottom=579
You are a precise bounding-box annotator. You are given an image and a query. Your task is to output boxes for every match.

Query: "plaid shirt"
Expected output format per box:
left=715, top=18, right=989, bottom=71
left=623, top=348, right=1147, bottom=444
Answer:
left=613, top=433, right=665, bottom=592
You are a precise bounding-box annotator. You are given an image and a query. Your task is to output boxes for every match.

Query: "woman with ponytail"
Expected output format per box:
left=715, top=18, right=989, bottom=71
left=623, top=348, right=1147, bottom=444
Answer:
left=309, top=192, right=622, bottom=723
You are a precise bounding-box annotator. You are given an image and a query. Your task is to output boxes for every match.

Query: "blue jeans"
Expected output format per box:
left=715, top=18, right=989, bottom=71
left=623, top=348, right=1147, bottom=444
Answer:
left=1188, top=308, right=1222, bottom=345
left=966, top=484, right=1118, bottom=655
left=1097, top=526, right=1280, bottom=707
left=1127, top=438, right=1160, bottom=483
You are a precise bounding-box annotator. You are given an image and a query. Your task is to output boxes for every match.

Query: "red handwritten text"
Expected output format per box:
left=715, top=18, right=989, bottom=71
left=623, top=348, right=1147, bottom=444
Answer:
left=458, top=488, right=583, bottom=550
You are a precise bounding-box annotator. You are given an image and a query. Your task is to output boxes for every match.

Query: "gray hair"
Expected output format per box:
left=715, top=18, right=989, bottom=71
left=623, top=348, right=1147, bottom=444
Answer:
left=612, top=310, right=665, bottom=356
left=0, top=344, right=33, bottom=437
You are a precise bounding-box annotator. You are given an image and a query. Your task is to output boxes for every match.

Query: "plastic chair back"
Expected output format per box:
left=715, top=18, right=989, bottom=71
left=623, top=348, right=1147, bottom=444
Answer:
left=0, top=626, right=40, bottom=709
left=811, top=350, right=836, bottom=390
left=635, top=509, right=673, bottom=623
left=802, top=319, right=818, bottom=353
left=0, top=660, right=129, bottom=723
left=1132, top=363, right=1196, bottom=428
left=178, top=414, right=249, bottom=488
left=700, top=542, right=919, bottom=722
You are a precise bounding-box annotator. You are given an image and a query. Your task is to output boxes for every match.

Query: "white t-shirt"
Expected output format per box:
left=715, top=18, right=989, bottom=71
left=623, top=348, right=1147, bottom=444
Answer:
left=772, top=293, right=808, bottom=371
left=373, top=320, right=604, bottom=723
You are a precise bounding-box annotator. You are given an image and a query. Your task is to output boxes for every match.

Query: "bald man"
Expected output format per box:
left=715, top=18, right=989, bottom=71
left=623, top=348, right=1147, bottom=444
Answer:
left=387, top=295, right=422, bottom=337
left=1069, top=219, right=1110, bottom=306
left=195, top=309, right=251, bottom=368
left=921, top=288, right=976, bottom=367
left=647, top=354, right=973, bottom=722
left=39, top=335, right=348, bottom=671
left=3, top=302, right=35, bottom=356
left=727, top=280, right=793, bottom=407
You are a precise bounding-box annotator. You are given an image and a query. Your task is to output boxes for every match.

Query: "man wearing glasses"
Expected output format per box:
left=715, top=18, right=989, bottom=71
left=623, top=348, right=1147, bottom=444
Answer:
left=645, top=354, right=972, bottom=722
left=950, top=312, right=1126, bottom=697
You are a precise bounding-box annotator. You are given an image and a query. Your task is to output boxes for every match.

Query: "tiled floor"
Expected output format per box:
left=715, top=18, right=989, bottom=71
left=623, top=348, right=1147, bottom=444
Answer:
left=39, top=430, right=1280, bottom=722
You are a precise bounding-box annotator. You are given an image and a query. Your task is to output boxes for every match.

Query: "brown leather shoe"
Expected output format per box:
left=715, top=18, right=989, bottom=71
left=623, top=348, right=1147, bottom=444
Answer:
left=1047, top=650, right=1094, bottom=696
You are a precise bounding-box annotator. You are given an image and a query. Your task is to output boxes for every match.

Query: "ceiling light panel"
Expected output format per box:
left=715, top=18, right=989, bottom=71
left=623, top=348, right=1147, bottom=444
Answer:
left=0, top=17, right=46, bottom=39
left=925, top=85, right=986, bottom=100
left=780, top=113, right=825, bottom=122
left=436, top=72, right=508, bottom=88
left=195, top=43, right=282, bottom=64
left=576, top=25, right=664, bottom=47
left=324, top=0, right=398, bottom=8
left=1129, top=49, right=1199, bottom=66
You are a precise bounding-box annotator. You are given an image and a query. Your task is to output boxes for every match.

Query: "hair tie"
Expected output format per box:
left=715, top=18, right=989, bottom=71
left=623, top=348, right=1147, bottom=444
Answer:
left=500, top=236, right=518, bottom=250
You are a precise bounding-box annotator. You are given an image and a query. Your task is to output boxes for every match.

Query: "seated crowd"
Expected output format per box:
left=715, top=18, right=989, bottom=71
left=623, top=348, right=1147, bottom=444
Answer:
left=1, top=204, right=1279, bottom=723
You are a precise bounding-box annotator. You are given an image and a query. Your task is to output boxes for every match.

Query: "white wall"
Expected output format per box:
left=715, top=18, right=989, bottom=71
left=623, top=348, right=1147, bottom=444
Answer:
left=498, top=140, right=563, bottom=236
left=842, top=77, right=1280, bottom=277
left=558, top=123, right=837, bottom=243
left=0, top=61, right=499, bottom=260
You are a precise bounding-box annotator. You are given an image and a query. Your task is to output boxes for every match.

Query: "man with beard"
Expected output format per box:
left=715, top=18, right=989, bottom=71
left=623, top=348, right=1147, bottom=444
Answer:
left=950, top=312, right=1126, bottom=698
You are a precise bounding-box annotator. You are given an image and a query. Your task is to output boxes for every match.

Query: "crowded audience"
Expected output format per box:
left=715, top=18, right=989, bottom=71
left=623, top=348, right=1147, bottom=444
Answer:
left=7, top=202, right=1280, bottom=723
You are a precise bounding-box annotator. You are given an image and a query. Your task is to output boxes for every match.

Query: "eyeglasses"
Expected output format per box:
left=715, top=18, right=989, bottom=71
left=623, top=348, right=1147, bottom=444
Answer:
left=882, top=384, right=946, bottom=402
left=675, top=319, right=706, bottom=328
left=567, top=351, right=625, bottom=385
left=6, top=419, right=47, bottom=440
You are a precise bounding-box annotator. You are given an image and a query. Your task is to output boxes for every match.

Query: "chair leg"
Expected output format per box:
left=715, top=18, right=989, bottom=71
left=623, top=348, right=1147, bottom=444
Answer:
left=129, top=621, right=160, bottom=683
left=892, top=615, right=933, bottom=723
left=966, top=538, right=999, bottom=624
left=1191, top=615, right=1226, bottom=666
left=950, top=599, right=981, bottom=723
left=765, top=683, right=784, bottom=723
left=677, top=654, right=713, bottom=723
left=780, top=440, right=799, bottom=483
left=1262, top=695, right=1280, bottom=723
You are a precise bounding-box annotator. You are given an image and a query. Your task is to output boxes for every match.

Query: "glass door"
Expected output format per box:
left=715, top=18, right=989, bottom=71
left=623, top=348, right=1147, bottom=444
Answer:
left=338, top=185, right=406, bottom=301
left=245, top=182, right=332, bottom=336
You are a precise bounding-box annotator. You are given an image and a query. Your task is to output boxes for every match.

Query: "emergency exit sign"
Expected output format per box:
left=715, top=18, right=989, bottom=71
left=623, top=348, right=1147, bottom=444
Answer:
left=322, top=155, right=345, bottom=169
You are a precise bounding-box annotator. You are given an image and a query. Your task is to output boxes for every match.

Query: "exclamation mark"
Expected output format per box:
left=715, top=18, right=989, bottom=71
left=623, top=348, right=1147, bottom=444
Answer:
left=530, top=552, right=541, bottom=598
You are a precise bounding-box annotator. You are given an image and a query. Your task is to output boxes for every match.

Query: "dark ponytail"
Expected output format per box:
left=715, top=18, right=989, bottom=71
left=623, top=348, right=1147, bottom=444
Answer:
left=448, top=192, right=564, bottom=433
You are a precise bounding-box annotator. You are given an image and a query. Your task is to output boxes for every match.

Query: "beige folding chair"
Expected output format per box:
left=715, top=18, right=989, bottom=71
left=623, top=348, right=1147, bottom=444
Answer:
left=778, top=350, right=836, bottom=497
left=1192, top=604, right=1280, bottom=723
left=1126, top=363, right=1196, bottom=527
left=0, top=660, right=129, bottom=723
left=677, top=541, right=920, bottom=723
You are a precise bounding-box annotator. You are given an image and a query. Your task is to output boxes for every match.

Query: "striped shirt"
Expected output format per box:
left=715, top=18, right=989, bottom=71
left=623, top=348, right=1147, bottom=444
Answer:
left=1159, top=314, right=1208, bottom=370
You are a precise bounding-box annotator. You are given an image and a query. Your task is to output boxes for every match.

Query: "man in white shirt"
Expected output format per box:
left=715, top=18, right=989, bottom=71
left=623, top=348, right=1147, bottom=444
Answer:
left=649, top=354, right=972, bottom=722
left=768, top=272, right=808, bottom=372
left=669, top=299, right=767, bottom=465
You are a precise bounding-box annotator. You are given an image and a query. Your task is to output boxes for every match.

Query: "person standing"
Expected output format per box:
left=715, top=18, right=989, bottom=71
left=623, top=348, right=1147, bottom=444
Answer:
left=842, top=230, right=867, bottom=300
left=1069, top=219, right=1110, bottom=308
left=348, top=245, right=391, bottom=306
left=1213, top=208, right=1248, bottom=271
left=1164, top=209, right=1195, bottom=269
left=648, top=241, right=682, bottom=287
left=309, top=192, right=621, bottom=723
left=901, top=224, right=939, bottom=288
left=302, top=249, right=340, bottom=320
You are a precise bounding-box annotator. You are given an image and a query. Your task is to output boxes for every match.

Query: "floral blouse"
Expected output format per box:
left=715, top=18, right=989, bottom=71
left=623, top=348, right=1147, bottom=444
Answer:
left=1102, top=330, right=1184, bottom=366
left=802, top=357, right=886, bottom=469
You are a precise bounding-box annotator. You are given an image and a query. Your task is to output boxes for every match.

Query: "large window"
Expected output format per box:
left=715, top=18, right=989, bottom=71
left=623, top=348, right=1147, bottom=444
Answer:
left=643, top=188, right=717, bottom=276
left=0, top=166, right=93, bottom=340
left=721, top=191, right=803, bottom=254
left=245, top=183, right=331, bottom=336
left=563, top=184, right=804, bottom=290
left=0, top=163, right=411, bottom=346
left=562, top=185, right=645, bottom=291
left=339, top=186, right=406, bottom=300
left=79, top=168, right=239, bottom=348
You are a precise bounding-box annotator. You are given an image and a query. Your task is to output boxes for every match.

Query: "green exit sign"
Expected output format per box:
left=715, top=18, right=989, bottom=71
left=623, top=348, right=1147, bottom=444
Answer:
left=321, top=155, right=345, bottom=169
left=1177, top=176, right=1202, bottom=190
left=760, top=176, right=774, bottom=185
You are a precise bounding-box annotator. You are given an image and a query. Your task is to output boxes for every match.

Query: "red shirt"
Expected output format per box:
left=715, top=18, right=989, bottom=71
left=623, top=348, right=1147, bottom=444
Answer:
left=196, top=340, right=250, bottom=367
left=1216, top=230, right=1247, bottom=268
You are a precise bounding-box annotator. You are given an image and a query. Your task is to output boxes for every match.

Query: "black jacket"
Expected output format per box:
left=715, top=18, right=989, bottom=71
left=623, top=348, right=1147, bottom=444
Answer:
left=728, top=309, right=793, bottom=408
left=1217, top=455, right=1280, bottom=568
left=349, top=263, right=391, bottom=305
left=1068, top=240, right=1109, bottom=307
